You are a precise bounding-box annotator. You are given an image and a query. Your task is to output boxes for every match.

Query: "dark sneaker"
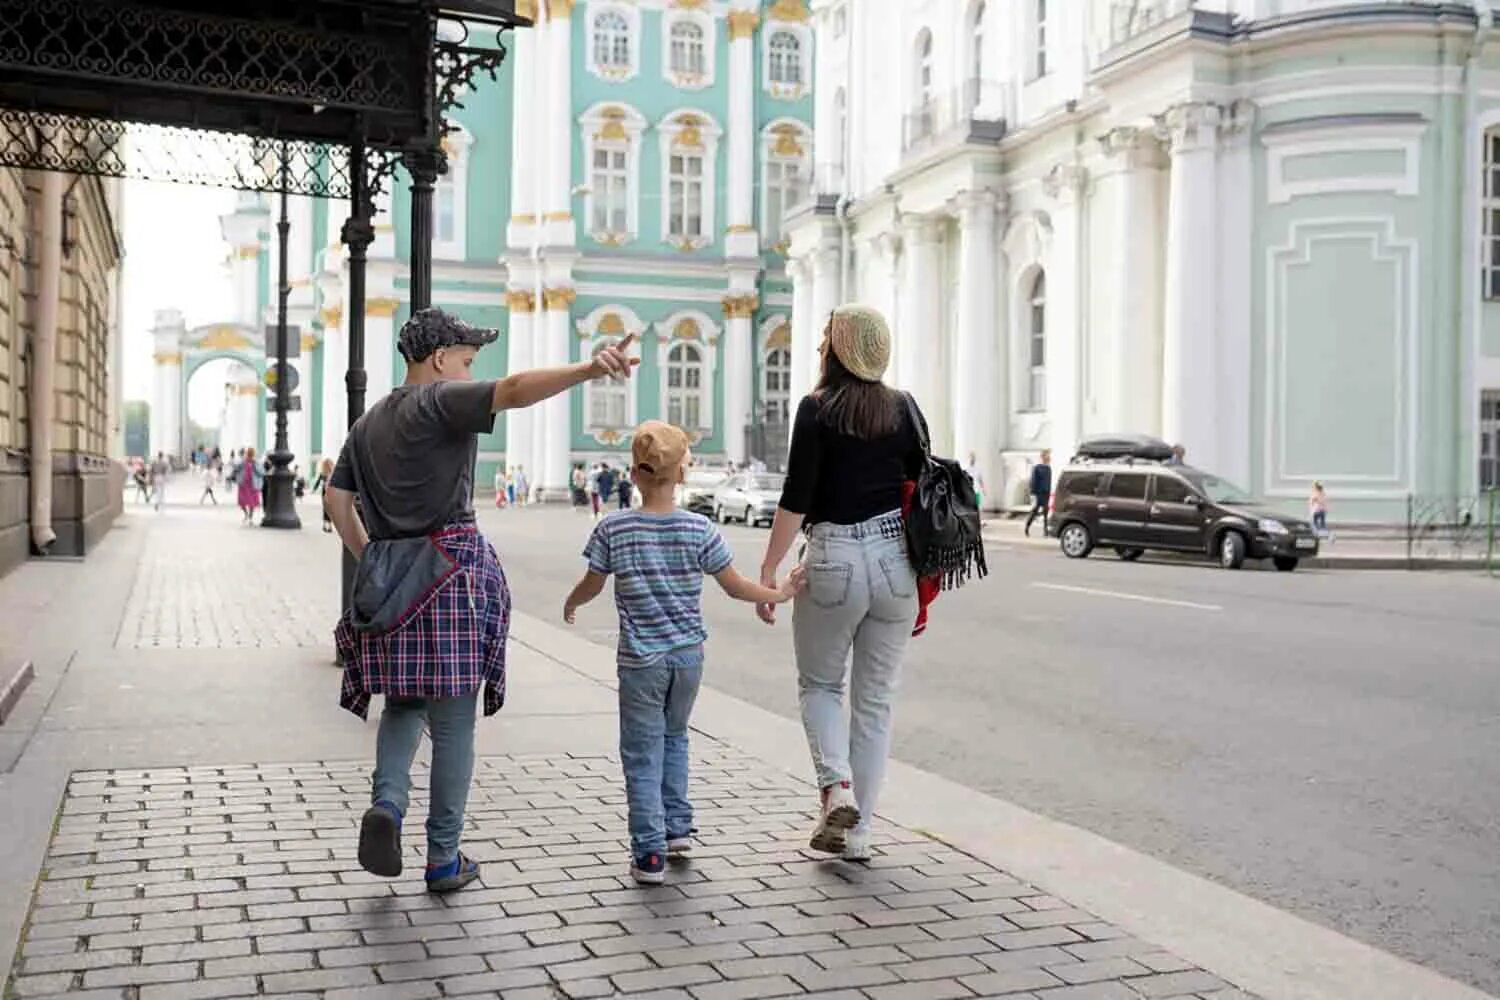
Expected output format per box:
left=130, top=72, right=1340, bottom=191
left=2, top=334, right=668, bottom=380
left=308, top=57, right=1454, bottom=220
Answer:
left=666, top=835, right=693, bottom=859
left=425, top=852, right=481, bottom=893
left=630, top=853, right=666, bottom=886
left=357, top=801, right=403, bottom=878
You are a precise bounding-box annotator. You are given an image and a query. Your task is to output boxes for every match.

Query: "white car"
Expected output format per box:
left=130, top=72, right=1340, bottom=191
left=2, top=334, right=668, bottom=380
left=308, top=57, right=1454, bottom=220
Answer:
left=676, top=468, right=728, bottom=514
left=712, top=473, right=785, bottom=527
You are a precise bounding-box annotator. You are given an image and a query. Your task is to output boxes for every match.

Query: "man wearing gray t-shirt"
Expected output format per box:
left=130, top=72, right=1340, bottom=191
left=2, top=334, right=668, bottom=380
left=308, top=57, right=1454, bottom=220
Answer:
left=327, top=308, right=636, bottom=893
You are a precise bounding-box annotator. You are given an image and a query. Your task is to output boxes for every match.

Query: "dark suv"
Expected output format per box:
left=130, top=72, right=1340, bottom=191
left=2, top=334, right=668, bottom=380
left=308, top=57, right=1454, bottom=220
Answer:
left=1047, top=456, right=1319, bottom=571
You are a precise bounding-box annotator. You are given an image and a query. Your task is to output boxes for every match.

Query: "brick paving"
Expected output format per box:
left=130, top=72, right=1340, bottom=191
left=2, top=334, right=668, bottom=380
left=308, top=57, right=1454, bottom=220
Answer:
left=115, top=505, right=340, bottom=650
left=7, top=743, right=1256, bottom=999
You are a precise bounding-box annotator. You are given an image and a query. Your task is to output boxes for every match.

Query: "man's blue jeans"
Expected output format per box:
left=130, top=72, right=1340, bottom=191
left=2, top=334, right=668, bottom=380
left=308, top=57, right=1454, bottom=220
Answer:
left=371, top=692, right=477, bottom=866
left=618, top=645, right=704, bottom=858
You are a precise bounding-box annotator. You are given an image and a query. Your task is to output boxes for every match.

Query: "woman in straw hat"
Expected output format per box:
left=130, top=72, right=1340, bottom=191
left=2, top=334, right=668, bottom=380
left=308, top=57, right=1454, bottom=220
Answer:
left=755, top=304, right=929, bottom=863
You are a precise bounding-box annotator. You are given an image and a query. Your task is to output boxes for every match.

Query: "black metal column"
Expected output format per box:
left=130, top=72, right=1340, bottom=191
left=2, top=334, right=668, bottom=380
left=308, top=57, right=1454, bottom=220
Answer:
left=261, top=144, right=301, bottom=529
left=402, top=145, right=445, bottom=311
left=339, top=142, right=376, bottom=612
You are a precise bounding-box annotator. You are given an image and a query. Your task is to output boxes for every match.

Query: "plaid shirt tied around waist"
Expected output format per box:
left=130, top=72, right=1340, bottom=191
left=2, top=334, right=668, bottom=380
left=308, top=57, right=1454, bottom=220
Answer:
left=334, top=525, right=511, bottom=719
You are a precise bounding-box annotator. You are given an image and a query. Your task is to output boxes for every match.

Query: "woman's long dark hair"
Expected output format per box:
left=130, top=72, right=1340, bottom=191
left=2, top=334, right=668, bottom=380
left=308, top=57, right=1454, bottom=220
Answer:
left=811, top=323, right=902, bottom=440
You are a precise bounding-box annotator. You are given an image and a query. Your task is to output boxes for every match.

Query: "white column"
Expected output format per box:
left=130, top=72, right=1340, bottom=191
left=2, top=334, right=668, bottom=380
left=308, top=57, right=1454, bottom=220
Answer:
left=320, top=307, right=347, bottom=458
left=1161, top=103, right=1221, bottom=471
left=952, top=191, right=1001, bottom=484
left=788, top=257, right=815, bottom=401
left=871, top=232, right=902, bottom=386
left=810, top=245, right=840, bottom=382
left=1098, top=126, right=1165, bottom=436
left=1043, top=164, right=1088, bottom=461
left=506, top=18, right=537, bottom=249
left=1217, top=100, right=1255, bottom=488
left=721, top=291, right=756, bottom=464
left=291, top=331, right=316, bottom=464
left=726, top=6, right=759, bottom=259
left=504, top=290, right=536, bottom=477
left=897, top=216, right=943, bottom=410
left=540, top=289, right=574, bottom=498
left=363, top=303, right=397, bottom=406
left=544, top=0, right=575, bottom=246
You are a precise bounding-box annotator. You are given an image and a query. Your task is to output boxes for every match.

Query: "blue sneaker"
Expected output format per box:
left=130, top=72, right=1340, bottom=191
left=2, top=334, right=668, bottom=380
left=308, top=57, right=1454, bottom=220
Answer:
left=425, top=852, right=480, bottom=893
left=357, top=801, right=402, bottom=878
left=630, top=852, right=666, bottom=886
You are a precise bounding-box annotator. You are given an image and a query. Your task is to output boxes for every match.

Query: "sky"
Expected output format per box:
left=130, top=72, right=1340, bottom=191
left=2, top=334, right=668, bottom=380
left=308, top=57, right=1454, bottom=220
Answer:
left=119, top=179, right=238, bottom=427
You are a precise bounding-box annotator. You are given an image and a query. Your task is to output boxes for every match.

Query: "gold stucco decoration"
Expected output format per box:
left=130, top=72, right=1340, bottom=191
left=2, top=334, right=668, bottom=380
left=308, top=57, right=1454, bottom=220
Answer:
left=727, top=10, right=759, bottom=38
left=543, top=287, right=577, bottom=311
left=673, top=318, right=701, bottom=341
left=767, top=0, right=810, bottom=23
left=367, top=298, right=400, bottom=318
left=598, top=312, right=626, bottom=336
left=506, top=290, right=536, bottom=313
left=721, top=295, right=759, bottom=319
left=153, top=351, right=183, bottom=365
left=766, top=321, right=792, bottom=350
left=770, top=123, right=805, bottom=157
left=197, top=326, right=252, bottom=351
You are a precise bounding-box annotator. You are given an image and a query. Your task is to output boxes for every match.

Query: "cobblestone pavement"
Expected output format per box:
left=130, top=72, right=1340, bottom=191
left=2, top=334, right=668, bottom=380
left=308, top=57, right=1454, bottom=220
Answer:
left=7, top=742, right=1254, bottom=1000
left=115, top=504, right=340, bottom=650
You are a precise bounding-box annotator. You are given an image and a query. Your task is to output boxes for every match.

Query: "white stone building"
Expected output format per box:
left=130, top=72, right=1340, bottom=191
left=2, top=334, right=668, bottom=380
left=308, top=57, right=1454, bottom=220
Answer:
left=787, top=0, right=1500, bottom=520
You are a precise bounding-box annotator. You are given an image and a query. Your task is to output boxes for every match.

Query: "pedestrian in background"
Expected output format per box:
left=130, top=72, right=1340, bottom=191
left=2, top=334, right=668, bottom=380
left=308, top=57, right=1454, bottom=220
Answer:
left=963, top=451, right=985, bottom=509
left=150, top=451, right=170, bottom=512
left=1168, top=444, right=1186, bottom=466
left=493, top=467, right=509, bottom=509
left=563, top=421, right=799, bottom=884
left=327, top=308, right=638, bottom=895
left=199, top=462, right=219, bottom=505
left=312, top=457, right=336, bottom=532
left=131, top=459, right=151, bottom=503
left=588, top=463, right=603, bottom=518
left=236, top=446, right=263, bottom=524
left=1024, top=449, right=1052, bottom=537
left=1309, top=481, right=1330, bottom=539
left=756, top=304, right=927, bottom=863
left=514, top=465, right=530, bottom=508
left=572, top=463, right=588, bottom=509
left=618, top=472, right=633, bottom=510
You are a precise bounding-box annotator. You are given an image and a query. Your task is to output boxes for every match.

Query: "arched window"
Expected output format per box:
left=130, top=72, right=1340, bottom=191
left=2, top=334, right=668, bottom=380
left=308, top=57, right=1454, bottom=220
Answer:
left=762, top=121, right=810, bottom=243
left=593, top=10, right=632, bottom=72
left=971, top=1, right=986, bottom=84
left=433, top=126, right=472, bottom=260
left=589, top=339, right=630, bottom=429
left=666, top=342, right=706, bottom=429
left=768, top=31, right=803, bottom=86
left=917, top=30, right=935, bottom=107
left=762, top=346, right=792, bottom=422
left=1028, top=271, right=1047, bottom=409
left=670, top=21, right=706, bottom=77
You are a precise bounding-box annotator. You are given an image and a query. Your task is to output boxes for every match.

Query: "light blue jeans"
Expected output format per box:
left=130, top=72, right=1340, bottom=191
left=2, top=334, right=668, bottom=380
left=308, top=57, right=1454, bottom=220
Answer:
left=618, top=645, right=704, bottom=858
left=372, top=693, right=478, bottom=866
left=793, top=513, right=917, bottom=835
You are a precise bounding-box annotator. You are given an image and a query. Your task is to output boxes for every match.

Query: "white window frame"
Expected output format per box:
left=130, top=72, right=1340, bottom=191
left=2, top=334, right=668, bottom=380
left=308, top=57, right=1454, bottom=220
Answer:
left=588, top=3, right=639, bottom=82
left=763, top=23, right=811, bottom=101
left=658, top=110, right=722, bottom=251
left=915, top=28, right=934, bottom=109
left=575, top=305, right=644, bottom=443
left=760, top=119, right=811, bottom=247
left=759, top=315, right=793, bottom=422
left=579, top=102, right=646, bottom=245
left=1484, top=128, right=1500, bottom=300
left=970, top=0, right=986, bottom=85
left=433, top=124, right=472, bottom=261
left=1027, top=270, right=1047, bottom=410
left=655, top=310, right=720, bottom=439
left=1033, top=0, right=1049, bottom=80
left=663, top=8, right=715, bottom=90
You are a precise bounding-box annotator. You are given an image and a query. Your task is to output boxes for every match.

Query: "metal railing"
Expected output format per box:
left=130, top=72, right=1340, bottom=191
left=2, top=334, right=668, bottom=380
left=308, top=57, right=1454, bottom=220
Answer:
left=902, top=78, right=1009, bottom=154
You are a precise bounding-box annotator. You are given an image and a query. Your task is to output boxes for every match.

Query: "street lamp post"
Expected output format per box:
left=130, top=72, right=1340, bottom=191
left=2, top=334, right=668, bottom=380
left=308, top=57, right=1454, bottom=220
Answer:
left=261, top=142, right=302, bottom=529
left=339, top=141, right=375, bottom=611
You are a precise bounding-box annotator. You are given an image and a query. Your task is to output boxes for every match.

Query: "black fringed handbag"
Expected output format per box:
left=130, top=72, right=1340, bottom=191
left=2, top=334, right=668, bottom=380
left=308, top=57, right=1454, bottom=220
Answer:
left=900, top=392, right=989, bottom=590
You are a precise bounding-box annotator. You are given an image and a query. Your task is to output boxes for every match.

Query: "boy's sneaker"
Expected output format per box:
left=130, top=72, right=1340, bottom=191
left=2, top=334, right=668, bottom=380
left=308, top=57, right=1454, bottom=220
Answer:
left=666, top=835, right=693, bottom=859
left=357, top=801, right=403, bottom=878
left=842, top=828, right=872, bottom=863
left=425, top=852, right=480, bottom=893
left=810, top=781, right=860, bottom=854
left=631, top=853, right=666, bottom=885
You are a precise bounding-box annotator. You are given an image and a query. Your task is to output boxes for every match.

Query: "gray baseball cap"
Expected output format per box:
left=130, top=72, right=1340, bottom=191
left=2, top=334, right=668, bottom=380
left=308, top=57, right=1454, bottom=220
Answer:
left=396, top=307, right=499, bottom=363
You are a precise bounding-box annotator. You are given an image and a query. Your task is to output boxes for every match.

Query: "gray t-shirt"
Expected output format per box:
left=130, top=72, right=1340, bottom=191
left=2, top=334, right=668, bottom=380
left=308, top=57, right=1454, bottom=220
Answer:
left=331, top=379, right=495, bottom=539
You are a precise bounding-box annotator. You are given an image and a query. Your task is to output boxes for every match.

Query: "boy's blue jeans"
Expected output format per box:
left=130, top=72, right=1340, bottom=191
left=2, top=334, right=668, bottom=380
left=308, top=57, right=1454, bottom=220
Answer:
left=618, top=645, right=704, bottom=859
left=372, top=693, right=477, bottom=866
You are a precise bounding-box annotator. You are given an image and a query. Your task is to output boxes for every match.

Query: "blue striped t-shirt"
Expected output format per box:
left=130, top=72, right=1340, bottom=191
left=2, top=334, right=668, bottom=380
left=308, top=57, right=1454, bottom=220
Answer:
left=583, top=510, right=734, bottom=668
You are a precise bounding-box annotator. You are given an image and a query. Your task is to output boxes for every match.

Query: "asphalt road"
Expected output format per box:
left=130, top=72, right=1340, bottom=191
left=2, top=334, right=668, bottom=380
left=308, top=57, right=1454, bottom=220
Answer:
left=479, top=503, right=1500, bottom=994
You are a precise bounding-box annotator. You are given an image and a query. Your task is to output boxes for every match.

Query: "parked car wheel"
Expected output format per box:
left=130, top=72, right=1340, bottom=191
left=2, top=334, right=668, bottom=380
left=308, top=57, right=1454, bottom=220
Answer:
left=744, top=505, right=756, bottom=526
left=715, top=504, right=728, bottom=524
left=1114, top=546, right=1144, bottom=562
left=1273, top=556, right=1299, bottom=572
left=1059, top=522, right=1094, bottom=559
left=1218, top=531, right=1247, bottom=570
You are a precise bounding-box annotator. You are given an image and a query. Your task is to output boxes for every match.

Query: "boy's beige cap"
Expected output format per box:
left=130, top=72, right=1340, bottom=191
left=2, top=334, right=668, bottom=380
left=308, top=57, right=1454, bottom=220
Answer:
left=632, top=420, right=689, bottom=480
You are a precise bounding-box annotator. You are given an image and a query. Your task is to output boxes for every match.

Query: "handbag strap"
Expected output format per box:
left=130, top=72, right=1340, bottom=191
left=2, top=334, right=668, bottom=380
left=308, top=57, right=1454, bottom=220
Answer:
left=902, top=391, right=932, bottom=459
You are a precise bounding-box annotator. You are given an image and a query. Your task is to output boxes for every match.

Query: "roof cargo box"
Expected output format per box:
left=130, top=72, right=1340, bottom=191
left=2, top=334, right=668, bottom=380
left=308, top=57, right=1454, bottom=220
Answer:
left=1073, top=434, right=1174, bottom=462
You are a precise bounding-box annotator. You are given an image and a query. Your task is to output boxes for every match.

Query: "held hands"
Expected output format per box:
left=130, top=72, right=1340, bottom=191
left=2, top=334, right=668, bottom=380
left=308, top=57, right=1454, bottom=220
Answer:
left=757, top=563, right=805, bottom=625
left=777, top=564, right=807, bottom=602
left=589, top=332, right=641, bottom=382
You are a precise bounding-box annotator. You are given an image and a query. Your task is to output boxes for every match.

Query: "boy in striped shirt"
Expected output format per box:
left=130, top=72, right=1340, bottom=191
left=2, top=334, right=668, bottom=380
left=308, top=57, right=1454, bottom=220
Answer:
left=564, top=421, right=801, bottom=884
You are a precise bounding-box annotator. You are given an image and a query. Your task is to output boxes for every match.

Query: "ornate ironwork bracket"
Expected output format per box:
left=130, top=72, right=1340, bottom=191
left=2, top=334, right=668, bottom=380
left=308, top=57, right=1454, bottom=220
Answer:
left=434, top=34, right=511, bottom=120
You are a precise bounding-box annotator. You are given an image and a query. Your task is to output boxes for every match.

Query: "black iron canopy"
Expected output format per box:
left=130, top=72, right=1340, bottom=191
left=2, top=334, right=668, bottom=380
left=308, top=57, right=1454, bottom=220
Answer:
left=0, top=0, right=531, bottom=197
